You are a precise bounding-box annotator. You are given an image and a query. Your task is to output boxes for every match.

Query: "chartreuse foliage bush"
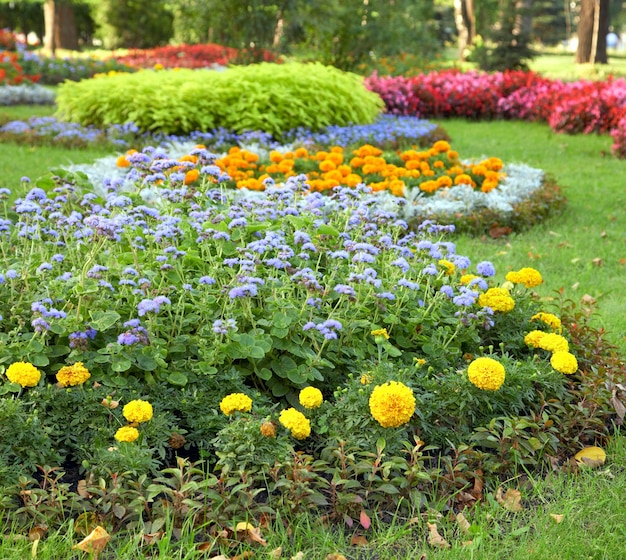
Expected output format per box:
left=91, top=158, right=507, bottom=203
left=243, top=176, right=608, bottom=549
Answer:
left=55, top=62, right=384, bottom=137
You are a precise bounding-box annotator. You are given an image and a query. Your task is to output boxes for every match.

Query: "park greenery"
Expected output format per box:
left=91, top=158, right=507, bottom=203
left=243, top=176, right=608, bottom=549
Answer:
left=0, top=9, right=626, bottom=559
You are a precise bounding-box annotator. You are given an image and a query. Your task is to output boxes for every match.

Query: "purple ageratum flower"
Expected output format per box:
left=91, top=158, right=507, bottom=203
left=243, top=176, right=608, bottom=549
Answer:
left=352, top=252, right=376, bottom=264
left=228, top=217, right=248, bottom=229
left=37, top=262, right=53, bottom=273
left=476, top=261, right=496, bottom=277
left=422, top=264, right=438, bottom=276
left=137, top=295, right=171, bottom=316
left=334, top=284, right=356, bottom=297
left=32, top=317, right=50, bottom=333
left=391, top=257, right=410, bottom=273
left=328, top=250, right=350, bottom=259
left=123, top=267, right=139, bottom=276
left=228, top=283, right=258, bottom=299
left=302, top=321, right=316, bottom=331
left=453, top=287, right=479, bottom=307
left=87, top=264, right=108, bottom=279
left=51, top=254, right=65, bottom=263
left=198, top=276, right=216, bottom=285
left=212, top=318, right=238, bottom=335
left=56, top=272, right=72, bottom=281
left=398, top=278, right=420, bottom=290
left=440, top=285, right=454, bottom=298
left=6, top=270, right=18, bottom=279
left=375, top=292, right=396, bottom=300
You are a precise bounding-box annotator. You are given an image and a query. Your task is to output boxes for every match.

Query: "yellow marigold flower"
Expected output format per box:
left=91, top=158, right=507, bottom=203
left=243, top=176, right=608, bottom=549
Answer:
left=550, top=351, right=578, bottom=374
left=369, top=381, right=416, bottom=428
left=467, top=357, right=505, bottom=391
left=438, top=259, right=456, bottom=275
left=279, top=408, right=311, bottom=439
left=478, top=287, right=515, bottom=313
left=115, top=426, right=139, bottom=443
left=531, top=312, right=562, bottom=333
left=505, top=267, right=543, bottom=288
left=5, top=362, right=41, bottom=388
left=414, top=358, right=426, bottom=367
left=433, top=140, right=451, bottom=152
left=153, top=63, right=164, bottom=70
left=538, top=333, right=569, bottom=353
left=524, top=330, right=546, bottom=348
left=371, top=328, right=390, bottom=340
left=360, top=374, right=372, bottom=385
left=460, top=273, right=481, bottom=286
left=219, top=393, right=253, bottom=416
left=123, top=400, right=154, bottom=423
left=56, top=362, right=91, bottom=387
left=299, top=387, right=323, bottom=409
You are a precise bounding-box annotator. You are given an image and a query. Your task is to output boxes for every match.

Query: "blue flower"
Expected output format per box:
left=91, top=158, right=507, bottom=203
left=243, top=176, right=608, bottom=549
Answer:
left=476, top=261, right=496, bottom=277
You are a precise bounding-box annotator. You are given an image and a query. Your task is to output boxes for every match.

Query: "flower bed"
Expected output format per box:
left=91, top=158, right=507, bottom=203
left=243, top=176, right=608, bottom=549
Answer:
left=112, top=43, right=278, bottom=69
left=0, top=138, right=623, bottom=536
left=365, top=70, right=626, bottom=158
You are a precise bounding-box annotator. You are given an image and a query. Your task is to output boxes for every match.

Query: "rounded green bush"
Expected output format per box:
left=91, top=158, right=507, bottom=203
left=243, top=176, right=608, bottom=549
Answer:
left=55, top=62, right=384, bottom=138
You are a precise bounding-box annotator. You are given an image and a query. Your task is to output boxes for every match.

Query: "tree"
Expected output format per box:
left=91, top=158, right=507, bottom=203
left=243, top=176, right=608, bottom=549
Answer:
left=454, top=0, right=475, bottom=60
left=576, top=0, right=610, bottom=63
left=43, top=0, right=79, bottom=52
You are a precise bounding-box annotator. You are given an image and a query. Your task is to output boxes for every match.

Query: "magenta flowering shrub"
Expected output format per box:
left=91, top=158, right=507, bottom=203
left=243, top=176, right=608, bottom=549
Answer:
left=365, top=70, right=626, bottom=158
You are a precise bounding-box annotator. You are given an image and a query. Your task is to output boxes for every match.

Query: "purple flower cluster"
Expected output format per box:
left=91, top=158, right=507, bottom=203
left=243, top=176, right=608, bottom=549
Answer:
left=303, top=318, right=343, bottom=340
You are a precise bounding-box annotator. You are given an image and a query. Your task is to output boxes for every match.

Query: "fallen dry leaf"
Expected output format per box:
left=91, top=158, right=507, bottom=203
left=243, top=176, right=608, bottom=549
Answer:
left=495, top=487, right=523, bottom=512
left=462, top=540, right=474, bottom=547
left=325, top=554, right=348, bottom=560
left=580, top=294, right=597, bottom=305
left=456, top=512, right=471, bottom=534
left=76, top=480, right=91, bottom=499
left=550, top=514, right=564, bottom=524
left=269, top=546, right=283, bottom=559
left=72, top=526, right=110, bottom=556
left=427, top=522, right=450, bottom=549
left=350, top=535, right=368, bottom=547
left=290, top=552, right=305, bottom=560
left=234, top=522, right=267, bottom=546
left=141, top=532, right=164, bottom=546
left=574, top=446, right=606, bottom=468
left=359, top=509, right=371, bottom=530
left=28, top=526, right=47, bottom=542
left=232, top=551, right=255, bottom=560
left=592, top=258, right=603, bottom=267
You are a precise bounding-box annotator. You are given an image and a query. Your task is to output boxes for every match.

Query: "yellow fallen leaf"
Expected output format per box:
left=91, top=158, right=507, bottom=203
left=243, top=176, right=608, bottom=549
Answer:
left=72, top=525, right=110, bottom=555
left=456, top=512, right=471, bottom=534
left=495, top=487, right=523, bottom=512
left=350, top=535, right=368, bottom=547
left=550, top=514, right=564, bottom=524
left=325, top=554, right=348, bottom=560
left=290, top=553, right=305, bottom=560
left=427, top=522, right=450, bottom=549
left=574, top=446, right=606, bottom=467
left=269, top=546, right=283, bottom=559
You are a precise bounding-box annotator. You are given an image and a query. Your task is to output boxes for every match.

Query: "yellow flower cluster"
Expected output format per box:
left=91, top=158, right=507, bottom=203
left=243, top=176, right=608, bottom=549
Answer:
left=5, top=362, right=41, bottom=388
left=299, top=387, right=324, bottom=409
left=467, top=357, right=506, bottom=391
left=123, top=400, right=154, bottom=423
left=369, top=381, right=416, bottom=428
left=531, top=312, right=562, bottom=333
left=505, top=267, right=543, bottom=288
left=114, top=426, right=140, bottom=443
left=279, top=408, right=311, bottom=439
left=478, top=287, right=515, bottom=313
left=219, top=393, right=253, bottom=416
left=525, top=330, right=577, bottom=375
left=538, top=333, right=569, bottom=353
left=550, top=351, right=579, bottom=374
left=56, top=362, right=91, bottom=387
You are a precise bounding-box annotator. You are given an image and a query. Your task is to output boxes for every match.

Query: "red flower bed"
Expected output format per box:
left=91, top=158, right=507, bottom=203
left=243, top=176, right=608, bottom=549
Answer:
left=113, top=43, right=278, bottom=69
left=0, top=50, right=40, bottom=85
left=365, top=70, right=626, bottom=158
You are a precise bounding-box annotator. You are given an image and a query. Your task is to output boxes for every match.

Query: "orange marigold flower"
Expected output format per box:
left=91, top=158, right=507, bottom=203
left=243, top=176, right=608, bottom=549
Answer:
left=184, top=169, right=199, bottom=184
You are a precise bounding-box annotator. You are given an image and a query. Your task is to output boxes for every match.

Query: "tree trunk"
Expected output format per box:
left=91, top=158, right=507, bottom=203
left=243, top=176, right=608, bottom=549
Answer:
left=576, top=0, right=609, bottom=63
left=43, top=0, right=79, bottom=55
left=454, top=0, right=475, bottom=60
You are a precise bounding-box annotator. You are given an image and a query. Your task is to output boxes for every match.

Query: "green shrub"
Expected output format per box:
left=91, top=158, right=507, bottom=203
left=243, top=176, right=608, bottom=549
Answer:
left=55, top=63, right=384, bottom=138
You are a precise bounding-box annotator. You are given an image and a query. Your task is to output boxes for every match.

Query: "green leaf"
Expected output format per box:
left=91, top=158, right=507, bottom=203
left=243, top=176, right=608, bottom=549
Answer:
left=29, top=353, right=49, bottom=367
left=111, top=358, right=132, bottom=372
left=167, top=372, right=188, bottom=386
left=89, top=310, right=121, bottom=331
left=273, top=355, right=298, bottom=378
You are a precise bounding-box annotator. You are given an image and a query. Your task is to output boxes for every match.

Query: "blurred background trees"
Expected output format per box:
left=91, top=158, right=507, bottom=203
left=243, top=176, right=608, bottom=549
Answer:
left=0, top=0, right=623, bottom=71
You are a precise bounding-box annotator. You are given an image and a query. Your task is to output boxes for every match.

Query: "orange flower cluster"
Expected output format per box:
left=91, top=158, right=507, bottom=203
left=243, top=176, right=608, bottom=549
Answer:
left=116, top=147, right=208, bottom=186
left=116, top=141, right=505, bottom=197
left=215, top=140, right=504, bottom=196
